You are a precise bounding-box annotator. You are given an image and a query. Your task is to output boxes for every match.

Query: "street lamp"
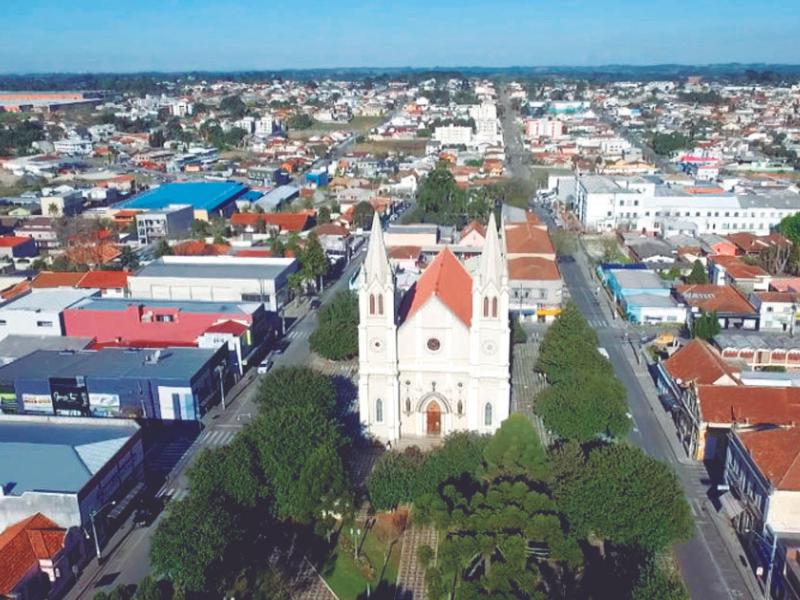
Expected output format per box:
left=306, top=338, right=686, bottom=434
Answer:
left=747, top=525, right=778, bottom=599
left=88, top=500, right=116, bottom=561
left=214, top=365, right=226, bottom=410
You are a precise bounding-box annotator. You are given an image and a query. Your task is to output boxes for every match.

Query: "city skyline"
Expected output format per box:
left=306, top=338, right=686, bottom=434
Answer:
left=2, top=0, right=799, bottom=73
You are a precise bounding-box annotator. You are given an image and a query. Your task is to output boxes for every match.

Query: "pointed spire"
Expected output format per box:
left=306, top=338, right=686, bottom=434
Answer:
left=364, top=210, right=390, bottom=284
left=479, top=212, right=504, bottom=287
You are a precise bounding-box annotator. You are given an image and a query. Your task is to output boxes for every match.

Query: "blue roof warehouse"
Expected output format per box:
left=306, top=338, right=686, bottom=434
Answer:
left=114, top=181, right=249, bottom=221
left=0, top=346, right=231, bottom=421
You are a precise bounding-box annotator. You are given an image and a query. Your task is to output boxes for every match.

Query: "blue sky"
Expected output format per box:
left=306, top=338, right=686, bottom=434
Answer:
left=1, top=0, right=799, bottom=72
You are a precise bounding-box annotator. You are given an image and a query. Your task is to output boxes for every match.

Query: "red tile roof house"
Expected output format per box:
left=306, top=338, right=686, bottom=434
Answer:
left=0, top=513, right=79, bottom=600
left=676, top=284, right=759, bottom=331
left=680, top=383, right=800, bottom=461
left=723, top=427, right=800, bottom=588
left=709, top=255, right=772, bottom=293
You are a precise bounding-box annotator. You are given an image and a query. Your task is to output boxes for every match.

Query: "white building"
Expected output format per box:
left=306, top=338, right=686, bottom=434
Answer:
left=358, top=213, right=510, bottom=443
left=135, top=204, right=194, bottom=245
left=434, top=125, right=473, bottom=147
left=0, top=289, right=98, bottom=341
left=469, top=103, right=499, bottom=145
left=574, top=175, right=800, bottom=235
left=255, top=115, right=274, bottom=137
left=53, top=136, right=93, bottom=156
left=525, top=118, right=564, bottom=140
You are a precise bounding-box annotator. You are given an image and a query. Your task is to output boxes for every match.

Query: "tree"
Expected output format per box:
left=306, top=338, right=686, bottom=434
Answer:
left=132, top=576, right=171, bottom=600
left=553, top=444, right=693, bottom=553
left=256, top=366, right=337, bottom=416
left=512, top=318, right=527, bottom=344
left=691, top=311, right=721, bottom=340
left=685, top=259, right=708, bottom=284
left=153, top=239, right=172, bottom=258
left=367, top=451, right=420, bottom=511
left=317, top=206, right=331, bottom=224
left=309, top=291, right=358, bottom=360
left=780, top=213, right=800, bottom=245
left=150, top=493, right=243, bottom=593
left=417, top=417, right=581, bottom=599
left=270, top=237, right=286, bottom=257
left=119, top=246, right=140, bottom=270
left=536, top=371, right=630, bottom=442
left=536, top=302, right=603, bottom=385
left=191, top=219, right=210, bottom=239
left=352, top=201, right=375, bottom=230
left=302, top=232, right=329, bottom=291
left=148, top=130, right=165, bottom=148
left=248, top=400, right=350, bottom=524
left=631, top=559, right=689, bottom=600
left=414, top=431, right=488, bottom=501
left=220, top=95, right=247, bottom=118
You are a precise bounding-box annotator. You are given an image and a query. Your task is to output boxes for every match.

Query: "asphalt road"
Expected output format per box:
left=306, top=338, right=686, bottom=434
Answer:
left=68, top=251, right=367, bottom=598
left=532, top=204, right=755, bottom=600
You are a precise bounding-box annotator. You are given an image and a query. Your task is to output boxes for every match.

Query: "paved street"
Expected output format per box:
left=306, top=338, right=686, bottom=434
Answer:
left=67, top=252, right=366, bottom=598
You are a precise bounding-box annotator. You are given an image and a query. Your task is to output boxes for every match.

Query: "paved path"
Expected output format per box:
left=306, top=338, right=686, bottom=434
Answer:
left=395, top=526, right=438, bottom=600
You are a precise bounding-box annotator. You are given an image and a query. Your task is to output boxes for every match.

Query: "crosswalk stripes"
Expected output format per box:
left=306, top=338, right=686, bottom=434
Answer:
left=199, top=429, right=235, bottom=447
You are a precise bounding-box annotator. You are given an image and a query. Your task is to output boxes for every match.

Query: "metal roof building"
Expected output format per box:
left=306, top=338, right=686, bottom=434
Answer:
left=114, top=181, right=249, bottom=219
left=0, top=415, right=143, bottom=533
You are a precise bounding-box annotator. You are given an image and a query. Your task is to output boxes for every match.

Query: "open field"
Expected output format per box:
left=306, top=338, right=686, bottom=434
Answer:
left=352, top=139, right=427, bottom=156
left=289, top=116, right=384, bottom=139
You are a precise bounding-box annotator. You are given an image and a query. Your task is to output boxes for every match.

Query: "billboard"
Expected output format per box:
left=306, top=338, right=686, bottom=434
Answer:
left=50, top=377, right=89, bottom=416
left=22, top=393, right=53, bottom=414
left=89, top=393, right=121, bottom=417
left=0, top=384, right=17, bottom=414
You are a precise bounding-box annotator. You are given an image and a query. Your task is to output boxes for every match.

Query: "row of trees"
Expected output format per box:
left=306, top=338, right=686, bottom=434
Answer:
left=366, top=416, right=693, bottom=598
left=408, top=167, right=495, bottom=227
left=535, top=303, right=630, bottom=442
left=148, top=366, right=351, bottom=595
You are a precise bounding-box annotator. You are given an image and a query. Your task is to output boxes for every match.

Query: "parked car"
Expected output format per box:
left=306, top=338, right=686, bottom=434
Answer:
left=257, top=359, right=274, bottom=374
left=310, top=298, right=322, bottom=310
left=133, top=506, right=154, bottom=528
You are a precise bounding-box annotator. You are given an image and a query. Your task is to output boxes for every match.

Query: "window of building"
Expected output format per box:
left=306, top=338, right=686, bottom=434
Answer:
left=369, top=294, right=375, bottom=315
left=457, top=400, right=463, bottom=415
left=427, top=338, right=441, bottom=352
left=484, top=402, right=492, bottom=426
left=0, top=320, right=5, bottom=326
left=405, top=398, right=411, bottom=413
left=36, top=321, right=53, bottom=327
left=491, top=297, right=498, bottom=318
left=156, top=314, right=174, bottom=323
left=378, top=294, right=384, bottom=315
left=241, top=293, right=263, bottom=303
left=375, top=398, right=383, bottom=423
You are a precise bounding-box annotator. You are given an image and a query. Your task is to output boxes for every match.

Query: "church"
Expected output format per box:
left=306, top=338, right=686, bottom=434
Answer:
left=357, top=212, right=511, bottom=443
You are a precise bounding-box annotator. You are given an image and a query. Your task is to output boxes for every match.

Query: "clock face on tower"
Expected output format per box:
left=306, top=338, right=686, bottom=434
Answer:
left=370, top=338, right=383, bottom=353
left=482, top=340, right=497, bottom=355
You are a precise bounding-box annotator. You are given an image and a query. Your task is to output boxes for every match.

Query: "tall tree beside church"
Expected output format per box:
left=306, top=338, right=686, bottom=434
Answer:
left=685, top=259, right=708, bottom=284
left=301, top=232, right=328, bottom=291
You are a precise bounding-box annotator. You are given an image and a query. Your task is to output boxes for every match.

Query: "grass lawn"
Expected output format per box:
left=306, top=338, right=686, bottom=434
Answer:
left=289, top=116, right=385, bottom=139
left=322, top=525, right=402, bottom=600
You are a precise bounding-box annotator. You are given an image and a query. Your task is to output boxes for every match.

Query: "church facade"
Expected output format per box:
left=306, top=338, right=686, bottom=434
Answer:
left=357, top=212, right=511, bottom=443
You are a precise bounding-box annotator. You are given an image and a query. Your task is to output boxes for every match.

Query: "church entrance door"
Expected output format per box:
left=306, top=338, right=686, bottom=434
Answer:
left=426, top=401, right=441, bottom=435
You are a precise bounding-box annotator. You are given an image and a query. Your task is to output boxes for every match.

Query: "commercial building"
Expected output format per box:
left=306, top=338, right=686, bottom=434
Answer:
left=433, top=125, right=473, bottom=147
left=63, top=297, right=276, bottom=373
left=0, top=415, right=143, bottom=536
left=676, top=284, right=759, bottom=331
left=0, top=289, right=98, bottom=341
left=128, top=256, right=297, bottom=312
left=600, top=266, right=687, bottom=324
left=135, top=203, right=194, bottom=245
left=40, top=189, right=84, bottom=217
left=572, top=174, right=800, bottom=235
left=115, top=181, right=248, bottom=221
left=0, top=346, right=230, bottom=420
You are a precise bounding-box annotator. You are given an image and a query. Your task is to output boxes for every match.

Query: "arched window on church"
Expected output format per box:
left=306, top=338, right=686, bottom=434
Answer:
left=376, top=398, right=383, bottom=423
left=378, top=294, right=384, bottom=315
left=457, top=400, right=463, bottom=416
left=492, top=297, right=498, bottom=318
left=405, top=398, right=411, bottom=414
left=483, top=297, right=489, bottom=317
left=484, top=402, right=493, bottom=427
left=369, top=294, right=375, bottom=315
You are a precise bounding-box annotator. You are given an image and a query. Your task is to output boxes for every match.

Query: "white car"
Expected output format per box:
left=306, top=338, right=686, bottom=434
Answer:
left=257, top=359, right=274, bottom=374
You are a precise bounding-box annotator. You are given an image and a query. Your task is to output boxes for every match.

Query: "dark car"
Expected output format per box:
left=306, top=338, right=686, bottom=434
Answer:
left=556, top=255, right=576, bottom=263
left=133, top=506, right=154, bottom=528
left=310, top=299, right=322, bottom=310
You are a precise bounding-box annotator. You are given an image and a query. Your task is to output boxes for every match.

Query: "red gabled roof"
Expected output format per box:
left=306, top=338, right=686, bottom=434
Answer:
left=460, top=220, right=486, bottom=239
left=403, top=248, right=472, bottom=327
left=203, top=320, right=249, bottom=335
left=696, top=385, right=800, bottom=426
left=314, top=223, right=350, bottom=237
left=508, top=257, right=561, bottom=281
left=31, top=271, right=86, bottom=289
left=504, top=222, right=555, bottom=255
left=172, top=240, right=230, bottom=256
left=0, top=236, right=33, bottom=248
left=738, top=428, right=800, bottom=492
left=676, top=284, right=756, bottom=315
left=0, top=513, right=66, bottom=595
left=77, top=270, right=129, bottom=290
left=663, top=339, right=740, bottom=386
